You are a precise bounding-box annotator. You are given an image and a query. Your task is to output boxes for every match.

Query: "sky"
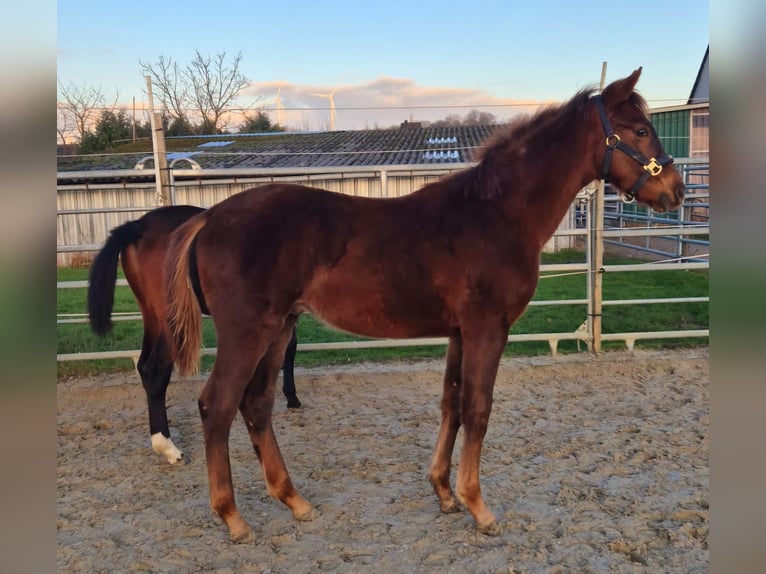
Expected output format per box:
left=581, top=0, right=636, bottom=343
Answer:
left=57, top=0, right=709, bottom=133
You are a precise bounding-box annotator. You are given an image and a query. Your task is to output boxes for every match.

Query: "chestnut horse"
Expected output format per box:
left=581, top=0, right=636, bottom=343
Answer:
left=165, top=69, right=684, bottom=541
left=87, top=205, right=302, bottom=464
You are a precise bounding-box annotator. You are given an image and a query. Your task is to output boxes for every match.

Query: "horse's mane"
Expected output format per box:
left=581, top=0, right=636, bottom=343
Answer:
left=439, top=87, right=647, bottom=200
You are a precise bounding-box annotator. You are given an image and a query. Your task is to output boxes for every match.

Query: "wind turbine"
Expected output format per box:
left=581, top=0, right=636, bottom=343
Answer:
left=274, top=85, right=285, bottom=127
left=308, top=88, right=337, bottom=131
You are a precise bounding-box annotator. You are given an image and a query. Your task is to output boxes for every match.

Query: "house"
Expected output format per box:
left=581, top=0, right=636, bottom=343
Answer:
left=649, top=46, right=709, bottom=160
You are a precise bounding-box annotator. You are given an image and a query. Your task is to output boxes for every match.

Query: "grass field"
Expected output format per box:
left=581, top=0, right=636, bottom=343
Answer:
left=56, top=250, right=708, bottom=378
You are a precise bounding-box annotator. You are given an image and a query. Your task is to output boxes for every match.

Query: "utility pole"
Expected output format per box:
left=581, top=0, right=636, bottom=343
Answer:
left=146, top=76, right=172, bottom=205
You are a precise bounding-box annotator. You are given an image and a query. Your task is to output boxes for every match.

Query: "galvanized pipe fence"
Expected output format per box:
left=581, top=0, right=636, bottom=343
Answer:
left=57, top=160, right=709, bottom=365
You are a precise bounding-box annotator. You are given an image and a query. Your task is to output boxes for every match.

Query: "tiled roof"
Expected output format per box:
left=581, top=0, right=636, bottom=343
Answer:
left=57, top=125, right=500, bottom=180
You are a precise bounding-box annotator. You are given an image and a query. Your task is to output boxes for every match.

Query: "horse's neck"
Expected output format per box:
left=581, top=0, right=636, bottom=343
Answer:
left=501, top=129, right=599, bottom=250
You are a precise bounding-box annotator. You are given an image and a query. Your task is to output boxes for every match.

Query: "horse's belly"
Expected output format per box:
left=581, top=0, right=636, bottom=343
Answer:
left=299, top=292, right=451, bottom=340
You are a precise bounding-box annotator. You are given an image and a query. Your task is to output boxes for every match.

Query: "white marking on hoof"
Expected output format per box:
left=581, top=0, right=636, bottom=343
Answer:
left=151, top=433, right=184, bottom=465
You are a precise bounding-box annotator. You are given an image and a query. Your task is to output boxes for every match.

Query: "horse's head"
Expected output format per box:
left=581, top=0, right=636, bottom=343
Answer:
left=594, top=68, right=685, bottom=212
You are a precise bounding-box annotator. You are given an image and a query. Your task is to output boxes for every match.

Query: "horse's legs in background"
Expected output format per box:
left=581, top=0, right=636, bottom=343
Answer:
left=429, top=336, right=463, bottom=513
left=281, top=324, right=301, bottom=409
left=197, top=315, right=283, bottom=543
left=137, top=325, right=184, bottom=464
left=240, top=316, right=315, bottom=521
left=454, top=320, right=508, bottom=536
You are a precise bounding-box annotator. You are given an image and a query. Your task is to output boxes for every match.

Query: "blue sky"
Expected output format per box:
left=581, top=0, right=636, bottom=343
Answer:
left=57, top=0, right=708, bottom=131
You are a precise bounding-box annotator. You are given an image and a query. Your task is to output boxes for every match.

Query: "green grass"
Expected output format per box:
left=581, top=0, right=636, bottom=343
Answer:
left=57, top=249, right=708, bottom=378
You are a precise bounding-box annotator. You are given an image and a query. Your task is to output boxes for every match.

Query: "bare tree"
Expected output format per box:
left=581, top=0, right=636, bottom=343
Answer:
left=431, top=109, right=498, bottom=128
left=140, top=51, right=251, bottom=134
left=430, top=113, right=463, bottom=127
left=188, top=51, right=250, bottom=132
left=57, top=81, right=119, bottom=143
left=463, top=109, right=497, bottom=126
left=56, top=107, right=72, bottom=145
left=139, top=55, right=191, bottom=130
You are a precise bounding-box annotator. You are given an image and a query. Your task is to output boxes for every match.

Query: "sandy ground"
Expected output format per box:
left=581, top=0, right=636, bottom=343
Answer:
left=57, top=348, right=708, bottom=573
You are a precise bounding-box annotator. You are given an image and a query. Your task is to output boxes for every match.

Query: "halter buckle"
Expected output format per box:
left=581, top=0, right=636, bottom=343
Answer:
left=643, top=158, right=663, bottom=176
left=605, top=134, right=621, bottom=148
left=620, top=192, right=637, bottom=204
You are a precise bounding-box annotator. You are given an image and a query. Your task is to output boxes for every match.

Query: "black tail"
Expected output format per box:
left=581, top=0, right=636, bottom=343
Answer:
left=87, top=219, right=145, bottom=336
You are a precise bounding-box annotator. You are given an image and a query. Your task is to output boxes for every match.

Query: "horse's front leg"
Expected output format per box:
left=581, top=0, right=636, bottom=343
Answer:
left=429, top=336, right=463, bottom=513
left=455, top=321, right=508, bottom=536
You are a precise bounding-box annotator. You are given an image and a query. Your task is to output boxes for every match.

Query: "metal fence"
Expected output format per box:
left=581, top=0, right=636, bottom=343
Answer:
left=57, top=160, right=709, bottom=365
left=56, top=163, right=577, bottom=264
left=602, top=159, right=709, bottom=261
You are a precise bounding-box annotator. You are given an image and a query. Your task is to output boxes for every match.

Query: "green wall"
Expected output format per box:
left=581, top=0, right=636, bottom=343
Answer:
left=650, top=110, right=689, bottom=159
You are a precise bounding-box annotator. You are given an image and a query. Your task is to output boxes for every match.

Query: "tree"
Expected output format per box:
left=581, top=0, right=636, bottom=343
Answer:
left=57, top=81, right=118, bottom=143
left=430, top=113, right=463, bottom=127
left=239, top=110, right=284, bottom=133
left=140, top=51, right=251, bottom=135
left=430, top=109, right=498, bottom=127
left=78, top=109, right=133, bottom=153
left=463, top=109, right=497, bottom=126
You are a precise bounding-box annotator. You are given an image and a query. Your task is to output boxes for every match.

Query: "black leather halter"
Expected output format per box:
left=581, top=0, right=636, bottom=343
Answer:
left=592, top=95, right=673, bottom=201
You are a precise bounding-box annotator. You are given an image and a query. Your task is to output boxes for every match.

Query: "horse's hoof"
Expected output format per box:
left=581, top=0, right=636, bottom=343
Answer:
left=477, top=520, right=503, bottom=536
left=229, top=522, right=255, bottom=543
left=168, top=452, right=187, bottom=466
left=152, top=433, right=185, bottom=465
left=286, top=397, right=302, bottom=410
left=440, top=499, right=462, bottom=514
left=295, top=507, right=319, bottom=522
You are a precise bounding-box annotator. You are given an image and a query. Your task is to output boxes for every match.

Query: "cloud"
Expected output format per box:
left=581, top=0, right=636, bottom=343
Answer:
left=239, top=76, right=543, bottom=131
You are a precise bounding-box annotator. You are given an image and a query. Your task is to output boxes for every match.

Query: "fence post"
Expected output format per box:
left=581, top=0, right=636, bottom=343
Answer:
left=380, top=169, right=388, bottom=198
left=146, top=76, right=172, bottom=206
left=588, top=62, right=608, bottom=353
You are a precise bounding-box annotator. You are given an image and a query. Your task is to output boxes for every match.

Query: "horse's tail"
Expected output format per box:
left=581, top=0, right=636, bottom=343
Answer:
left=165, top=211, right=209, bottom=376
left=87, top=219, right=145, bottom=336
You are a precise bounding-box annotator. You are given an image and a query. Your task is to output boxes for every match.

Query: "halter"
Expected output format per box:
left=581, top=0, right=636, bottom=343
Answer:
left=592, top=95, right=673, bottom=203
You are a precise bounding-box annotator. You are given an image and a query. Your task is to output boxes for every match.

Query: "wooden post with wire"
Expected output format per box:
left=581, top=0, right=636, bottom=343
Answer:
left=146, top=76, right=172, bottom=206
left=588, top=61, right=608, bottom=353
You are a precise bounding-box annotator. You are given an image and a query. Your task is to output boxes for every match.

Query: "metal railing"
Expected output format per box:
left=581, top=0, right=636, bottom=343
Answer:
left=603, top=159, right=709, bottom=261
left=57, top=160, right=709, bottom=364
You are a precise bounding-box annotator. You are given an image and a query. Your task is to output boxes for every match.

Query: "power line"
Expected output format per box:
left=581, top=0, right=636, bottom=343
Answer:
left=56, top=97, right=695, bottom=114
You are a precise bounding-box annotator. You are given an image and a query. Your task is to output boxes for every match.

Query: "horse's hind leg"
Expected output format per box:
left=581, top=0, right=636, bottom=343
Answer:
left=198, top=320, right=281, bottom=543
left=281, top=324, right=302, bottom=409
left=240, top=318, right=315, bottom=521
left=429, top=336, right=463, bottom=513
left=137, top=327, right=184, bottom=464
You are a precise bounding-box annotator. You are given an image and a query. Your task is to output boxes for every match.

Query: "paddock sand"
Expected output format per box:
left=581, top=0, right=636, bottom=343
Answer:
left=57, top=348, right=708, bottom=573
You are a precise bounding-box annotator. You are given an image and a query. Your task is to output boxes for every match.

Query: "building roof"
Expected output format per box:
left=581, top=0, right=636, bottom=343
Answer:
left=688, top=45, right=709, bottom=104
left=57, top=124, right=500, bottom=183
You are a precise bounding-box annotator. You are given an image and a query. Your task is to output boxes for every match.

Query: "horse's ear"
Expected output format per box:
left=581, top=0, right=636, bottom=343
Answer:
left=601, top=67, right=642, bottom=105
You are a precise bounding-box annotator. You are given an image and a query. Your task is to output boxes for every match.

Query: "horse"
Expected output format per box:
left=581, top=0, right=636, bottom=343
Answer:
left=164, top=69, right=685, bottom=541
left=87, top=205, right=302, bottom=464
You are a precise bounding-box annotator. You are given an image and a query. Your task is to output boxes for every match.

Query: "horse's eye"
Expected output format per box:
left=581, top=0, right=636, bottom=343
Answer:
left=636, top=128, right=649, bottom=137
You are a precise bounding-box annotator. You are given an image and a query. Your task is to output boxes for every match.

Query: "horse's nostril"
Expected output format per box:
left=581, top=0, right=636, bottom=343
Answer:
left=675, top=183, right=686, bottom=202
